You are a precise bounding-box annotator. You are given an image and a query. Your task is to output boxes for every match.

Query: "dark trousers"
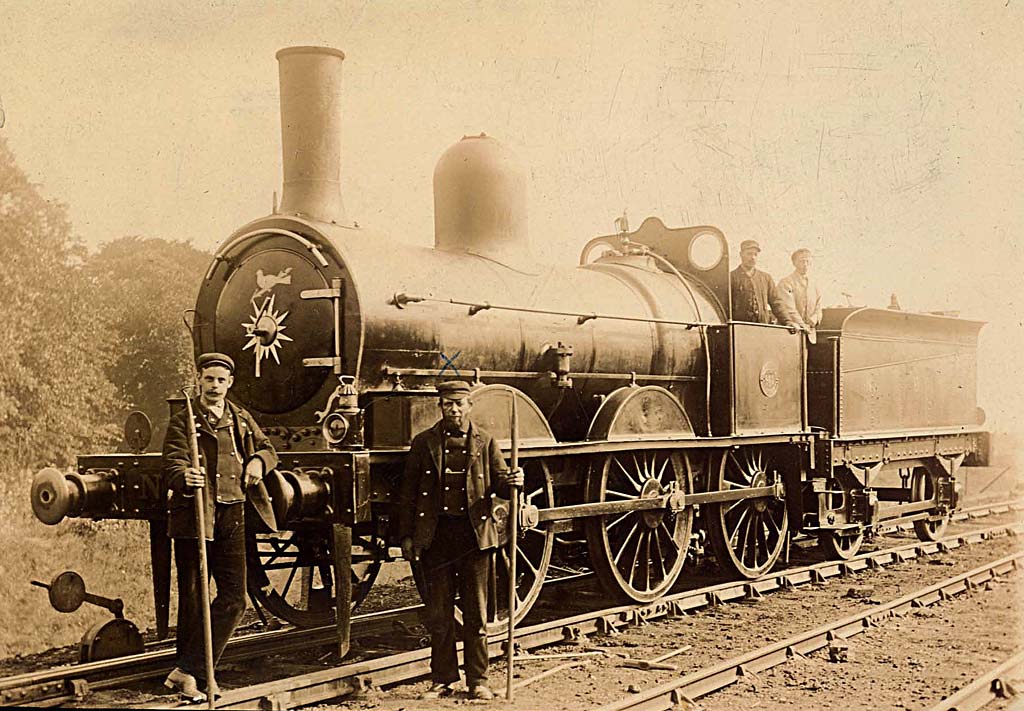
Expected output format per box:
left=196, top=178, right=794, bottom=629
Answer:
left=420, top=517, right=492, bottom=686
left=173, top=502, right=246, bottom=681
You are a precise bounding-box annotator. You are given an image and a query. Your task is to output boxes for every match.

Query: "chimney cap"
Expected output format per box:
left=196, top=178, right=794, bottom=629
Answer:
left=276, top=46, right=345, bottom=60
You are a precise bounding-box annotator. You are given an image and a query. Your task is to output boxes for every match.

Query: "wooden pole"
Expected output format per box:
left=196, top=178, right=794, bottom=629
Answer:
left=332, top=523, right=352, bottom=659
left=182, top=392, right=217, bottom=709
left=505, top=393, right=520, bottom=701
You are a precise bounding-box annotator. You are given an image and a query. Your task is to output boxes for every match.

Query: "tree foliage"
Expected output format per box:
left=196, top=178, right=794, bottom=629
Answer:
left=84, top=237, right=211, bottom=446
left=0, top=136, right=121, bottom=467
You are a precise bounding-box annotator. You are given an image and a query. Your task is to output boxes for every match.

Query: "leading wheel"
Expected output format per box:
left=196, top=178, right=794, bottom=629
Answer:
left=246, top=520, right=384, bottom=627
left=584, top=449, right=694, bottom=603
left=911, top=467, right=949, bottom=542
left=706, top=446, right=789, bottom=578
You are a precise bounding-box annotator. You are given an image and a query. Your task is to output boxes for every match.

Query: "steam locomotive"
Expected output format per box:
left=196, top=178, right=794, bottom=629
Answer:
left=30, top=46, right=987, bottom=651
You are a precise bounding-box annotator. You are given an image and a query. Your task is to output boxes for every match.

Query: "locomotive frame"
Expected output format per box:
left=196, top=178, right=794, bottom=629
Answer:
left=29, top=46, right=988, bottom=655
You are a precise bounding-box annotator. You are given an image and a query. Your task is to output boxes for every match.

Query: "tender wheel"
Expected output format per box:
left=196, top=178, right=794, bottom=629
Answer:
left=247, top=521, right=384, bottom=627
left=911, top=467, right=949, bottom=542
left=412, top=460, right=555, bottom=634
left=706, top=446, right=789, bottom=578
left=584, top=449, right=694, bottom=603
left=817, top=528, right=864, bottom=560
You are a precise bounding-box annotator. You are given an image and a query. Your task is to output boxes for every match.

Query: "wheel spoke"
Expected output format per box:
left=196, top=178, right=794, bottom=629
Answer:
left=737, top=512, right=752, bottom=566
left=726, top=453, right=751, bottom=487
left=657, top=520, right=681, bottom=553
left=614, top=457, right=644, bottom=492
left=755, top=512, right=768, bottom=567
left=728, top=507, right=750, bottom=548
left=606, top=488, right=636, bottom=500
left=655, top=455, right=671, bottom=484
left=626, top=530, right=643, bottom=587
left=280, top=564, right=299, bottom=599
left=631, top=452, right=644, bottom=481
left=652, top=528, right=667, bottom=582
left=725, top=498, right=745, bottom=515
left=613, top=521, right=641, bottom=567
left=607, top=510, right=633, bottom=532
left=517, top=547, right=539, bottom=576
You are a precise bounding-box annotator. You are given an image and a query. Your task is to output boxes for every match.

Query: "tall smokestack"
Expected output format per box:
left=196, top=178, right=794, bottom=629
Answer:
left=276, top=46, right=347, bottom=224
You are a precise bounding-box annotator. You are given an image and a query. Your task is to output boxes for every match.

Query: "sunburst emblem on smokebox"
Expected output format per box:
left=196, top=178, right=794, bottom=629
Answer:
left=242, top=294, right=293, bottom=377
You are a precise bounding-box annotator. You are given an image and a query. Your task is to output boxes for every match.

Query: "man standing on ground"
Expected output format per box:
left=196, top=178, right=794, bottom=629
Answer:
left=730, top=239, right=792, bottom=325
left=777, top=247, right=823, bottom=339
left=398, top=380, right=523, bottom=701
left=162, top=352, right=278, bottom=700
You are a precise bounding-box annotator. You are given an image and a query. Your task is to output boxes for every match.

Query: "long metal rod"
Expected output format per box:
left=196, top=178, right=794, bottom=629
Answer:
left=505, top=396, right=520, bottom=701
left=182, top=393, right=216, bottom=709
left=380, top=365, right=700, bottom=383
left=533, top=485, right=781, bottom=523
left=394, top=292, right=714, bottom=329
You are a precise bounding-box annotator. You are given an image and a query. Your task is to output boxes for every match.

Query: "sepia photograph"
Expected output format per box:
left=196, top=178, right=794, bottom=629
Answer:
left=1, top=2, right=1021, bottom=708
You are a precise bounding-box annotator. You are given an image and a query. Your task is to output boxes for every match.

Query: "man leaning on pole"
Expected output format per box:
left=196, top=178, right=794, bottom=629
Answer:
left=397, top=380, right=524, bottom=701
left=162, top=353, right=279, bottom=701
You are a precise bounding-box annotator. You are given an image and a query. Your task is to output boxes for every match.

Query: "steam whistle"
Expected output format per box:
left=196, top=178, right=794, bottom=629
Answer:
left=32, top=571, right=144, bottom=662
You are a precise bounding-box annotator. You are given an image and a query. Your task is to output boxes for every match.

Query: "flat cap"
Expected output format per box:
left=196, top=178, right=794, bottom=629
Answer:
left=436, top=380, right=472, bottom=398
left=791, top=247, right=812, bottom=261
left=739, top=239, right=761, bottom=252
left=197, top=352, right=235, bottom=374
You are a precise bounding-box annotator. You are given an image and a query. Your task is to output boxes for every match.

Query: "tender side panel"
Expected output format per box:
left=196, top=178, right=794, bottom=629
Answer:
left=834, top=309, right=983, bottom=436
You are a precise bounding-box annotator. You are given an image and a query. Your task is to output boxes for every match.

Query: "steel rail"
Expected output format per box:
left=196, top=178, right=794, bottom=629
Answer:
left=6, top=569, right=590, bottom=707
left=925, top=649, right=1024, bottom=711
left=2, top=605, right=423, bottom=707
left=598, top=553, right=1024, bottom=711
left=159, top=521, right=1023, bottom=710
left=7, top=501, right=1018, bottom=708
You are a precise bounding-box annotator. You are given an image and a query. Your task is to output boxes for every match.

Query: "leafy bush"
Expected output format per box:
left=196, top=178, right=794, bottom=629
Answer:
left=0, top=137, right=210, bottom=657
left=0, top=136, right=121, bottom=469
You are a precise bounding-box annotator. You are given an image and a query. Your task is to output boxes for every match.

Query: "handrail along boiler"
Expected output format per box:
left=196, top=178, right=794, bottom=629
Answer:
left=30, top=46, right=989, bottom=648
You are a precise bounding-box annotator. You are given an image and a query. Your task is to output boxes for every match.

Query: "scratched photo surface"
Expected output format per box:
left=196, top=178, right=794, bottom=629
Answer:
left=0, top=0, right=1021, bottom=652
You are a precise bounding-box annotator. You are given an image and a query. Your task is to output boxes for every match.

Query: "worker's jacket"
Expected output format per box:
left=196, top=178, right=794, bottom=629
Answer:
left=163, top=398, right=279, bottom=539
left=397, top=420, right=511, bottom=552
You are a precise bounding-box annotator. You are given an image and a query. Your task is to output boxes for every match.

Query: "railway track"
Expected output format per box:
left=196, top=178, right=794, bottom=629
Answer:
left=597, top=551, right=1024, bottom=711
left=172, top=516, right=1024, bottom=709
left=4, top=499, right=1019, bottom=709
left=925, top=650, right=1024, bottom=711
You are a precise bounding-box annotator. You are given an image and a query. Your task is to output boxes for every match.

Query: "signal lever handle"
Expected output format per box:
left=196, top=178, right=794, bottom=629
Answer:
left=32, top=571, right=125, bottom=619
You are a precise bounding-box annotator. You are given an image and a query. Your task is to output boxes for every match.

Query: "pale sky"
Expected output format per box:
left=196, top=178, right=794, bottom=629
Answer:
left=2, top=1, right=1022, bottom=434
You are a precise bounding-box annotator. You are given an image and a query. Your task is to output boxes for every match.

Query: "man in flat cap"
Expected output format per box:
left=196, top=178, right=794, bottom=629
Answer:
left=398, top=380, right=523, bottom=701
left=162, top=352, right=278, bottom=700
left=777, top=248, right=823, bottom=341
left=730, top=239, right=792, bottom=325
